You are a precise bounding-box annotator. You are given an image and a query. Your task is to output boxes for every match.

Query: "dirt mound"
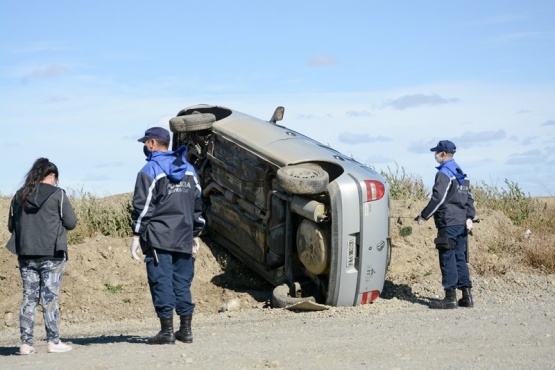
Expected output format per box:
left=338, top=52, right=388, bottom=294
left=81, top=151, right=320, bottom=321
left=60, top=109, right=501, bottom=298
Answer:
left=0, top=196, right=532, bottom=328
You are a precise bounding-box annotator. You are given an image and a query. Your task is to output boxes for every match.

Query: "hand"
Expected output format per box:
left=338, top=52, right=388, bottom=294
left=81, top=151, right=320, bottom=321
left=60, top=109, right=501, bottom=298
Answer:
left=466, top=219, right=473, bottom=230
left=130, top=236, right=142, bottom=261
left=192, top=237, right=200, bottom=254
left=414, top=216, right=424, bottom=226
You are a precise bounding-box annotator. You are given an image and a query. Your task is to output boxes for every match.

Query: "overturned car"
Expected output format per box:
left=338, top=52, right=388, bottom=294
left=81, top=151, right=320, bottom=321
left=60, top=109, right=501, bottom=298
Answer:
left=169, top=105, right=390, bottom=307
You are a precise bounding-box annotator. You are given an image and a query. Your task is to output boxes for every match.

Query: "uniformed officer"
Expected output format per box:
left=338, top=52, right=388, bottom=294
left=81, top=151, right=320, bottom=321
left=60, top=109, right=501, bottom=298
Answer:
left=415, top=140, right=476, bottom=309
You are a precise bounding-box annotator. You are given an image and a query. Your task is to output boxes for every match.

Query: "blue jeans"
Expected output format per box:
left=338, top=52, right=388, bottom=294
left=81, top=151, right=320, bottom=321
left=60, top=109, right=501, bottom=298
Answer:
left=145, top=249, right=195, bottom=318
left=437, top=225, right=472, bottom=290
left=19, top=259, right=66, bottom=345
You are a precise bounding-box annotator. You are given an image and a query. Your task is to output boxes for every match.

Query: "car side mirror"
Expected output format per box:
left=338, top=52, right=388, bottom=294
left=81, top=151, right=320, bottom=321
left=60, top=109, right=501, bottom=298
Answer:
left=269, top=106, right=285, bottom=124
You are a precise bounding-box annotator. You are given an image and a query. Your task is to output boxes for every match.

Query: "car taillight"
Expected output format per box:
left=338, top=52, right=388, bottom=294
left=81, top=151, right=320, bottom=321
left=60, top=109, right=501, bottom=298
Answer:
left=364, top=180, right=385, bottom=202
left=361, top=290, right=380, bottom=304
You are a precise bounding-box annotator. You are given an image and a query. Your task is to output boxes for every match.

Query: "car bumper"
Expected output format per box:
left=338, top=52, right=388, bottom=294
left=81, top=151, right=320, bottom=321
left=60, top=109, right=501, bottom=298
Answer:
left=326, top=173, right=390, bottom=306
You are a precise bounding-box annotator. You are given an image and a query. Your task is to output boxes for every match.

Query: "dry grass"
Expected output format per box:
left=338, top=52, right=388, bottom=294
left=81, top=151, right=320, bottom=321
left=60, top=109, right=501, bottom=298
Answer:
left=465, top=197, right=555, bottom=275
left=386, top=172, right=555, bottom=275
left=379, top=163, right=430, bottom=200
left=57, top=173, right=554, bottom=275
left=519, top=198, right=555, bottom=272
left=68, top=191, right=133, bottom=244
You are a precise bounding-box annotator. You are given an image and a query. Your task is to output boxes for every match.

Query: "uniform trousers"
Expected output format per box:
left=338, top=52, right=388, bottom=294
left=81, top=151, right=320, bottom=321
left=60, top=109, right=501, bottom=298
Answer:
left=437, top=225, right=472, bottom=290
left=145, top=249, right=195, bottom=318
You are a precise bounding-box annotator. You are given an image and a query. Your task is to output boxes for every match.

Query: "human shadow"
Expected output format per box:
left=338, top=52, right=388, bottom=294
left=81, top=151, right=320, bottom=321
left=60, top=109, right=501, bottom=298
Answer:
left=64, top=334, right=145, bottom=346
left=380, top=280, right=432, bottom=307
left=0, top=346, right=19, bottom=357
left=0, top=335, right=145, bottom=357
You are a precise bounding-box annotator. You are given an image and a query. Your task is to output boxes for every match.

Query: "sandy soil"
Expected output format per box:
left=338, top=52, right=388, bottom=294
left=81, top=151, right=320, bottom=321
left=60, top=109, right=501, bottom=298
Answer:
left=1, top=196, right=554, bottom=369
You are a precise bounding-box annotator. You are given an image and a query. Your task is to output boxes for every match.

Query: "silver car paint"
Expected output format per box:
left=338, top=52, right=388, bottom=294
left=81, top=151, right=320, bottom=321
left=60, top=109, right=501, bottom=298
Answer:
left=175, top=105, right=390, bottom=306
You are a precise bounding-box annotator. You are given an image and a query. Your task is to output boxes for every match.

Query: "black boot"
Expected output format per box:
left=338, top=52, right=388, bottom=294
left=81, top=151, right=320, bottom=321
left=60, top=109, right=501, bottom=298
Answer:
left=147, top=317, right=176, bottom=345
left=175, top=315, right=193, bottom=343
left=430, top=288, right=458, bottom=309
left=458, top=287, right=474, bottom=308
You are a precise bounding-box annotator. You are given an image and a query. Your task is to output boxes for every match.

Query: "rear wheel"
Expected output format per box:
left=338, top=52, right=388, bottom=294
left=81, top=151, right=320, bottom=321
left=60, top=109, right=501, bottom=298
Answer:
left=276, top=164, right=329, bottom=194
left=170, top=111, right=216, bottom=132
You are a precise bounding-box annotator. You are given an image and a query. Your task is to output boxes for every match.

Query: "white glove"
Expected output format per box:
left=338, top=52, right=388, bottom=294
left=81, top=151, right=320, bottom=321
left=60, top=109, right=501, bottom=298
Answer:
left=192, top=237, right=200, bottom=254
left=414, top=216, right=424, bottom=226
left=130, top=236, right=142, bottom=261
left=466, top=219, right=473, bottom=230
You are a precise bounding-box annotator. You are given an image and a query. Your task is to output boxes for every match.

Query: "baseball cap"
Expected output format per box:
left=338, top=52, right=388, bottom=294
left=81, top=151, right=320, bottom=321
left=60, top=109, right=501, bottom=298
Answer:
left=430, top=140, right=456, bottom=154
left=138, top=127, right=170, bottom=143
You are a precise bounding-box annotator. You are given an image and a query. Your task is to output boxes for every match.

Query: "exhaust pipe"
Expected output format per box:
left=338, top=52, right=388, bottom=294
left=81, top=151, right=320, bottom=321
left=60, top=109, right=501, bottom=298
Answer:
left=290, top=195, right=328, bottom=223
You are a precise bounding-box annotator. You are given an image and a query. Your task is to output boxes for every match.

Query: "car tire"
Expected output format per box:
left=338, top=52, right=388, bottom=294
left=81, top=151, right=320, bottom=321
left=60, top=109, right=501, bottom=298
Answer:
left=296, top=219, right=330, bottom=275
left=169, top=111, right=216, bottom=132
left=271, top=283, right=316, bottom=309
left=276, top=164, right=329, bottom=194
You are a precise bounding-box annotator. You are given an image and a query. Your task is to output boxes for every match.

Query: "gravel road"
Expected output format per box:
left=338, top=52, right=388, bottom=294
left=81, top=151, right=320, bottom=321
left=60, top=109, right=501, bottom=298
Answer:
left=1, top=272, right=554, bottom=369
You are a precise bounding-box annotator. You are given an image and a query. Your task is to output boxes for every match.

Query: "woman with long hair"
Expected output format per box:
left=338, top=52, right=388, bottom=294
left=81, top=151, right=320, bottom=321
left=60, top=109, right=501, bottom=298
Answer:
left=7, top=158, right=77, bottom=355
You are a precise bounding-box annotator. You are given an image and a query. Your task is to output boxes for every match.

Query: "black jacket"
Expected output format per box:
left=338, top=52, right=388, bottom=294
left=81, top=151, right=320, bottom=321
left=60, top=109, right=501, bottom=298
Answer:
left=8, top=183, right=77, bottom=258
left=131, top=147, right=205, bottom=254
left=420, top=159, right=475, bottom=229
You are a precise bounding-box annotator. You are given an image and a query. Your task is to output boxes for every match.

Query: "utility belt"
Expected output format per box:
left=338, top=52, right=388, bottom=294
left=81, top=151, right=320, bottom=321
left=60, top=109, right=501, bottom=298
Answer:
left=434, top=229, right=455, bottom=251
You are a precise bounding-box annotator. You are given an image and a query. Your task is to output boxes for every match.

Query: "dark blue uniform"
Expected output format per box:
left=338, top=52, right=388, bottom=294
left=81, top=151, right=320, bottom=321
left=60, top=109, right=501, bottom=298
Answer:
left=132, top=146, right=205, bottom=318
left=420, top=158, right=475, bottom=290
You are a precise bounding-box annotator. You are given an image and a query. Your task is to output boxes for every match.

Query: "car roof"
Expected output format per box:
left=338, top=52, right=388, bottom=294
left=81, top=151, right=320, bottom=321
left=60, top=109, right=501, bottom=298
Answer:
left=213, top=107, right=359, bottom=168
left=176, top=104, right=380, bottom=178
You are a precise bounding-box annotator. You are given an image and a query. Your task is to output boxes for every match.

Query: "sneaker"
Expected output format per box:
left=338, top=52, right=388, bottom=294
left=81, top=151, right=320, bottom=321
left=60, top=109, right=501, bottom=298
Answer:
left=47, top=341, right=72, bottom=353
left=18, top=344, right=36, bottom=355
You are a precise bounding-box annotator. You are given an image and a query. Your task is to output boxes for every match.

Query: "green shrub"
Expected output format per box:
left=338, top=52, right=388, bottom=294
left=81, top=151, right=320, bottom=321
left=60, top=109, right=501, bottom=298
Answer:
left=56, top=172, right=553, bottom=274
left=381, top=169, right=554, bottom=274
left=400, top=226, right=413, bottom=237
left=104, top=283, right=124, bottom=294
left=67, top=190, right=133, bottom=244
left=380, top=163, right=429, bottom=200
left=471, top=179, right=533, bottom=226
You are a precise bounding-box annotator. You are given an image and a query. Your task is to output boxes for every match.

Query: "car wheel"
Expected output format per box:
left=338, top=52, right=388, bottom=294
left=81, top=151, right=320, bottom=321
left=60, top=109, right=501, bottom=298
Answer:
left=271, top=282, right=316, bottom=309
left=296, top=219, right=330, bottom=275
left=276, top=164, right=329, bottom=194
left=169, top=111, right=216, bottom=132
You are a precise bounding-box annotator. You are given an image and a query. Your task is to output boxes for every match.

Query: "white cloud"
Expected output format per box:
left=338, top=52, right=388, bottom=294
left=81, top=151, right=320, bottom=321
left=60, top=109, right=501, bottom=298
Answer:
left=27, top=64, right=70, bottom=78
left=385, top=94, right=459, bottom=110
left=455, top=130, right=507, bottom=148
left=521, top=136, right=539, bottom=146
left=506, top=149, right=543, bottom=165
left=345, top=110, right=371, bottom=117
left=365, top=155, right=396, bottom=165
left=307, top=55, right=338, bottom=67
left=338, top=132, right=392, bottom=144
left=2, top=82, right=554, bottom=197
left=20, top=64, right=70, bottom=85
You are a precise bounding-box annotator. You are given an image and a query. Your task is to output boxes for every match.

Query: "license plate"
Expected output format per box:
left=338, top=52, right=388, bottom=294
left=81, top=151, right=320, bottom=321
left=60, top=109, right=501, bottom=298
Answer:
left=347, top=237, right=355, bottom=268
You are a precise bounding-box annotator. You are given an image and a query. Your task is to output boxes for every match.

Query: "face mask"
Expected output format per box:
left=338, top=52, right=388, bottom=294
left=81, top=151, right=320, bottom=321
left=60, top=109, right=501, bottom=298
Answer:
left=434, top=153, right=443, bottom=164
left=143, top=145, right=151, bottom=157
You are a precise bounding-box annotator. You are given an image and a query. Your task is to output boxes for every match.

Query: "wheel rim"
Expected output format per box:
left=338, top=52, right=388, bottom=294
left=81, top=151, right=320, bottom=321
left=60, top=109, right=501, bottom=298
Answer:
left=296, top=219, right=330, bottom=275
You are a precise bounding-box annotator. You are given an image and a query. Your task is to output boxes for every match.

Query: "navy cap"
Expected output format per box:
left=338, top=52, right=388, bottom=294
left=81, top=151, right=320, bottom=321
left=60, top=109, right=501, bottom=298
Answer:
left=430, top=140, right=456, bottom=154
left=138, top=127, right=170, bottom=143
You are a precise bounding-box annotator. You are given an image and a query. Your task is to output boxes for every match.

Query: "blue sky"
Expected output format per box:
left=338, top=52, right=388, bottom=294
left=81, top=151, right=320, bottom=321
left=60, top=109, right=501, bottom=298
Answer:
left=1, top=1, right=554, bottom=197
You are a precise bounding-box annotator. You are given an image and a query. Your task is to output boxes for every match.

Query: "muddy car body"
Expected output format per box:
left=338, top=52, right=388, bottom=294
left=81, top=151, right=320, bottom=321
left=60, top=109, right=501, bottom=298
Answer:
left=170, top=104, right=391, bottom=307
